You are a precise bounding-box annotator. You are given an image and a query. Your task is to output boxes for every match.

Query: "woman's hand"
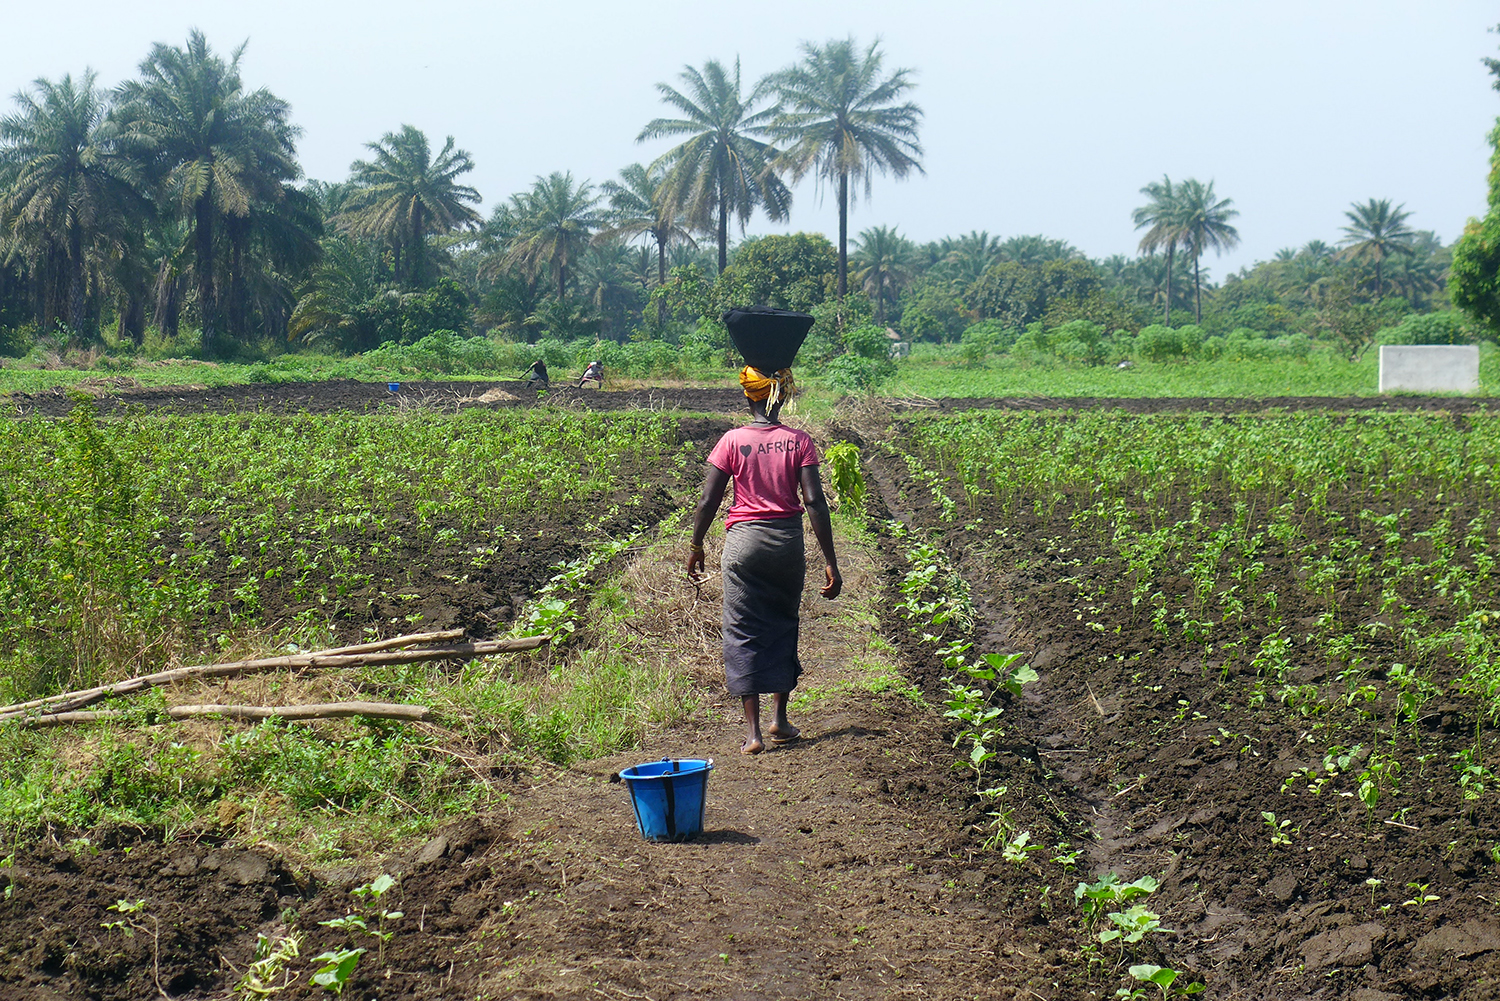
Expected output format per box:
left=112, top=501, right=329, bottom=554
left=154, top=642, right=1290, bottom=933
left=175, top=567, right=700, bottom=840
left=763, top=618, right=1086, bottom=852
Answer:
left=821, top=564, right=843, bottom=599
left=686, top=546, right=706, bottom=580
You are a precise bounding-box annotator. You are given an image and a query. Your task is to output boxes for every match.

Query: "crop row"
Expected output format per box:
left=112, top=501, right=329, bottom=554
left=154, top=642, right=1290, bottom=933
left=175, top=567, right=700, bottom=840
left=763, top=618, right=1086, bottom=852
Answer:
left=895, top=410, right=1500, bottom=818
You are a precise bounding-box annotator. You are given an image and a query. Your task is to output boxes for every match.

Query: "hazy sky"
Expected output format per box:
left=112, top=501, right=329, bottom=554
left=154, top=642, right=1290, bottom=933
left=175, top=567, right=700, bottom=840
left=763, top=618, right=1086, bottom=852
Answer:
left=5, top=1, right=1497, bottom=277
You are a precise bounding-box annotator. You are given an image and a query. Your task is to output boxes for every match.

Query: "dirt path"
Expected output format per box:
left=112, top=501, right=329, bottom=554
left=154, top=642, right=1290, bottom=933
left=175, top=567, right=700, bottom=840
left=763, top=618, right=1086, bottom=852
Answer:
left=475, top=531, right=1029, bottom=1001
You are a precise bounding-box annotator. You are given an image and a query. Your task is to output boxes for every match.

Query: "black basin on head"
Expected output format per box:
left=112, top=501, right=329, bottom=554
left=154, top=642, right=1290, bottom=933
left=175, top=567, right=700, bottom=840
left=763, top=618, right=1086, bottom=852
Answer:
left=722, top=306, right=815, bottom=372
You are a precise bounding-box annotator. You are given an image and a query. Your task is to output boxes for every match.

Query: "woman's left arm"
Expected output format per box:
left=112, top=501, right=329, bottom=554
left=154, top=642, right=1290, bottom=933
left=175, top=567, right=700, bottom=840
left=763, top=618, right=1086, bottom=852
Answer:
left=687, top=464, right=730, bottom=578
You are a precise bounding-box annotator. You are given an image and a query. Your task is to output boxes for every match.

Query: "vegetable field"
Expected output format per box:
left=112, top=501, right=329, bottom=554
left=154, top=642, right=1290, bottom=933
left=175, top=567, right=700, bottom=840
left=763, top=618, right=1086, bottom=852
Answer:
left=865, top=404, right=1500, bottom=998
left=3, top=385, right=1499, bottom=1001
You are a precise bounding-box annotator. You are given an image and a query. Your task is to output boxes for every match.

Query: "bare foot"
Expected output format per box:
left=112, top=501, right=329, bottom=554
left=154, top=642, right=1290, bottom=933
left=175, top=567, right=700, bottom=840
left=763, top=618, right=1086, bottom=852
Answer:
left=741, top=735, right=765, bottom=755
left=767, top=722, right=801, bottom=743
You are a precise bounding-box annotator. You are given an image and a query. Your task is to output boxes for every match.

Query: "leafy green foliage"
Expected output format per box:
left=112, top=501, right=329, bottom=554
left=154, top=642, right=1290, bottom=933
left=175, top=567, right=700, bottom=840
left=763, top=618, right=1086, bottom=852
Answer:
left=718, top=233, right=836, bottom=312
left=1075, top=872, right=1159, bottom=929
left=309, top=948, right=364, bottom=995
left=824, top=443, right=866, bottom=517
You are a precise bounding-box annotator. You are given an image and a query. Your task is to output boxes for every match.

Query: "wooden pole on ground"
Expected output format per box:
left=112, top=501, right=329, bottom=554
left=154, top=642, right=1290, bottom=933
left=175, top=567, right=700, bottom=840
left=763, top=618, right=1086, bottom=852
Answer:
left=0, top=634, right=547, bottom=721
left=21, top=702, right=434, bottom=726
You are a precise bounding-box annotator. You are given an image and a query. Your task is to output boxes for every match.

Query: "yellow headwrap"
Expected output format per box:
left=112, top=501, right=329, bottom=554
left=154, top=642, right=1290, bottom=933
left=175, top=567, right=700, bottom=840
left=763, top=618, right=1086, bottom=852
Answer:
left=739, top=366, right=796, bottom=406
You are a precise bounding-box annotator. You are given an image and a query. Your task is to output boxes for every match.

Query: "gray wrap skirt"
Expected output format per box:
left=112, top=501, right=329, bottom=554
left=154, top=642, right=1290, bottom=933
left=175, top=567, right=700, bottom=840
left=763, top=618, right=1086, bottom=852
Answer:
left=721, top=517, right=805, bottom=696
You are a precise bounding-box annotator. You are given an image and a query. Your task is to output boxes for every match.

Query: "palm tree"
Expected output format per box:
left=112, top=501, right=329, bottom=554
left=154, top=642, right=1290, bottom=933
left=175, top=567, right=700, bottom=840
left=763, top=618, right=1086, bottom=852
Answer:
left=1340, top=198, right=1415, bottom=299
left=638, top=59, right=790, bottom=274
left=997, top=234, right=1080, bottom=267
left=1132, top=175, right=1186, bottom=325
left=851, top=225, right=915, bottom=325
left=769, top=38, right=924, bottom=301
left=0, top=71, right=141, bottom=335
left=940, top=230, right=1001, bottom=284
left=505, top=171, right=603, bottom=303
left=113, top=31, right=302, bottom=354
left=599, top=162, right=698, bottom=322
left=1301, top=240, right=1333, bottom=260
left=338, top=125, right=481, bottom=289
left=1175, top=178, right=1240, bottom=322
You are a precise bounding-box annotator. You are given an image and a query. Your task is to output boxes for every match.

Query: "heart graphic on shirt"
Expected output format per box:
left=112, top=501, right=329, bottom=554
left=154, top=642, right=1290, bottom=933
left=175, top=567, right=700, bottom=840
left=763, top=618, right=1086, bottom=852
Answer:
left=739, top=444, right=752, bottom=457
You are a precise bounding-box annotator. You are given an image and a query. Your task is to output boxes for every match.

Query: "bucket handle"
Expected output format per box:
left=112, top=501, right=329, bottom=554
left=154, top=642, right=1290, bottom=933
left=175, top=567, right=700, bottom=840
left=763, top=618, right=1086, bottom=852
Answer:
left=662, top=774, right=677, bottom=839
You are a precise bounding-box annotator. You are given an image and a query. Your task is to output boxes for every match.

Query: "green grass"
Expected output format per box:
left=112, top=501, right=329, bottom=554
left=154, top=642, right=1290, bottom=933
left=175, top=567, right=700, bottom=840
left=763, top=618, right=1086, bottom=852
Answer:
left=0, top=522, right=708, bottom=860
left=887, top=342, right=1500, bottom=398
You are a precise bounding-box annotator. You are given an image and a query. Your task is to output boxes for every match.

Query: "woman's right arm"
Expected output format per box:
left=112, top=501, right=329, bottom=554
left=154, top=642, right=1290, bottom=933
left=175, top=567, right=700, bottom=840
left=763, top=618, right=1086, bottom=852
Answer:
left=686, top=464, right=730, bottom=578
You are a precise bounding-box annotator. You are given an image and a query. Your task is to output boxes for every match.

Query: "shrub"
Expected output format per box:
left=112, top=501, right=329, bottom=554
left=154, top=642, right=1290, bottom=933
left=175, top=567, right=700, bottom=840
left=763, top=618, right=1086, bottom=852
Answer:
left=1377, top=311, right=1474, bottom=346
left=842, top=323, right=891, bottom=361
left=0, top=323, right=36, bottom=358
left=823, top=353, right=893, bottom=392
left=1134, top=324, right=1203, bottom=362
left=1049, top=319, right=1109, bottom=366
left=899, top=279, right=968, bottom=343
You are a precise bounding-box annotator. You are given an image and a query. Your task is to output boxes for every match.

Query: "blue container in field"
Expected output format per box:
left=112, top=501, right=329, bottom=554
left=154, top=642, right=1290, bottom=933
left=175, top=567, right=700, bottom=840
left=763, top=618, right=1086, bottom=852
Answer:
left=387, top=382, right=401, bottom=392
left=619, top=758, right=713, bottom=842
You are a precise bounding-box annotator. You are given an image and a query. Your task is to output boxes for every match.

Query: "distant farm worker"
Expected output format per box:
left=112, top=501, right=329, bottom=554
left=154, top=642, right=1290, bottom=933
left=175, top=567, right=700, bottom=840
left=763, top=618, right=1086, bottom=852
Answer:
left=577, top=359, right=604, bottom=389
left=524, top=359, right=549, bottom=389
left=687, top=365, right=842, bottom=754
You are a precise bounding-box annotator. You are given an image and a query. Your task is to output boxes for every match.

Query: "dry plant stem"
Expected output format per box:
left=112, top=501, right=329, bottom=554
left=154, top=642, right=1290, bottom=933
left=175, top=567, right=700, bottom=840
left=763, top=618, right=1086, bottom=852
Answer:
left=23, top=702, right=432, bottom=726
left=169, top=701, right=431, bottom=721
left=0, top=634, right=546, bottom=720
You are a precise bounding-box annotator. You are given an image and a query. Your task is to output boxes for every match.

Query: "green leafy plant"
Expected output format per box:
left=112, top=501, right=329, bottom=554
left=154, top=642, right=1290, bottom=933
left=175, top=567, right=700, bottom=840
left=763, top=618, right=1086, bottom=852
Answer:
left=1075, top=873, right=1159, bottom=929
left=1453, top=747, right=1497, bottom=800
left=320, top=874, right=402, bottom=963
left=1098, top=904, right=1168, bottom=949
left=1118, top=964, right=1205, bottom=999
left=825, top=442, right=867, bottom=517
left=1001, top=831, right=1044, bottom=865
left=1262, top=811, right=1293, bottom=846
left=1402, top=882, right=1440, bottom=912
left=309, top=948, right=364, bottom=995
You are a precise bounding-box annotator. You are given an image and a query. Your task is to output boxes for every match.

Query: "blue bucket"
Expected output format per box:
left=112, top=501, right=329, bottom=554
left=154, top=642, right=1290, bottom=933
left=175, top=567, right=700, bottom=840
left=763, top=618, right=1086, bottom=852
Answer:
left=619, top=758, right=713, bottom=842
left=387, top=382, right=401, bottom=392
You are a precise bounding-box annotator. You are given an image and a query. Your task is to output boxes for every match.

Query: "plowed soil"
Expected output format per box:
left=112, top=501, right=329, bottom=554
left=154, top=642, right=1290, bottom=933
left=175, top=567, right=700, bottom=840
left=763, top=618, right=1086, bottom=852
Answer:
left=2, top=380, right=749, bottom=418
left=3, top=378, right=1492, bottom=419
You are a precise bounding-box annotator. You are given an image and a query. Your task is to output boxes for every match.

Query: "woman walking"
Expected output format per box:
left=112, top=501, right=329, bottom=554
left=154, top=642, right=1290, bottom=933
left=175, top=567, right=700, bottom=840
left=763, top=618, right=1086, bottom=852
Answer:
left=686, top=366, right=842, bottom=754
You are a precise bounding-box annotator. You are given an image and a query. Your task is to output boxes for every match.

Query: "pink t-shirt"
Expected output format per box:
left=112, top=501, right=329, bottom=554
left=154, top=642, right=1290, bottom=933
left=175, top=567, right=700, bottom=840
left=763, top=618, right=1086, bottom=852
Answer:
left=707, top=424, right=821, bottom=528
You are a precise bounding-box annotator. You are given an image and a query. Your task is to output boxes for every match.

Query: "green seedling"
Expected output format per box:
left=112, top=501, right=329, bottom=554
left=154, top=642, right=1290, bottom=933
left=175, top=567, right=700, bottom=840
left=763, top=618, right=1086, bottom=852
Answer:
left=309, top=948, right=364, bottom=995
left=1365, top=878, right=1382, bottom=908
left=1453, top=747, right=1496, bottom=800
left=1118, top=964, right=1205, bottom=999
left=1261, top=811, right=1293, bottom=846
left=320, top=874, right=402, bottom=963
left=101, top=898, right=148, bottom=935
left=1402, top=882, right=1439, bottom=912
left=1052, top=842, right=1082, bottom=869
left=238, top=932, right=302, bottom=996
left=1075, top=873, right=1159, bottom=929
left=1001, top=831, right=1044, bottom=865
left=1098, top=904, right=1168, bottom=948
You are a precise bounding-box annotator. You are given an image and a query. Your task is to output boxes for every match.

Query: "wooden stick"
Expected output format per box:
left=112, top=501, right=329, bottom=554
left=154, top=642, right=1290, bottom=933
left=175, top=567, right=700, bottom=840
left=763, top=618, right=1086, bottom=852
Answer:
left=318, top=628, right=466, bottom=656
left=0, top=628, right=465, bottom=718
left=22, top=703, right=432, bottom=725
left=168, top=702, right=431, bottom=722
left=0, top=635, right=547, bottom=721
left=20, top=711, right=123, bottom=727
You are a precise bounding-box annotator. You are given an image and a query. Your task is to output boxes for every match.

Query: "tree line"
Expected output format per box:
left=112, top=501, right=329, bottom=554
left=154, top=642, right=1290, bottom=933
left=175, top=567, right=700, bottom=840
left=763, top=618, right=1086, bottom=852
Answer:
left=0, top=33, right=924, bottom=357
left=0, top=28, right=1462, bottom=363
